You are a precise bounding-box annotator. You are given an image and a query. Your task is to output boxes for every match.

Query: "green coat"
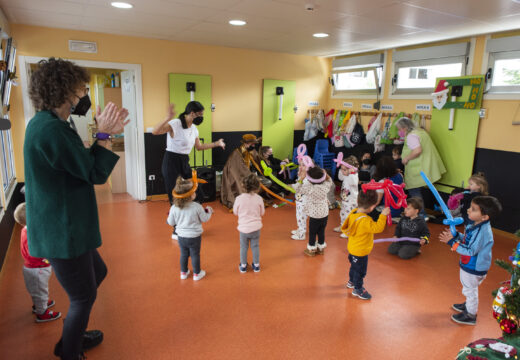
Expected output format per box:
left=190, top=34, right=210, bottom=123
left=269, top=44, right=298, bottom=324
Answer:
left=24, top=110, right=119, bottom=259
left=402, top=128, right=446, bottom=189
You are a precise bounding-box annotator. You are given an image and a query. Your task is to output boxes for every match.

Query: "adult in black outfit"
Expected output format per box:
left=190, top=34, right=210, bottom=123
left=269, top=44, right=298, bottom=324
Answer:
left=152, top=101, right=225, bottom=206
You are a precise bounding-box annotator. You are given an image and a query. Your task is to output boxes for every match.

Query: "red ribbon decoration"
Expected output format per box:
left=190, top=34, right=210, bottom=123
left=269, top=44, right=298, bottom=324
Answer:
left=361, top=179, right=408, bottom=225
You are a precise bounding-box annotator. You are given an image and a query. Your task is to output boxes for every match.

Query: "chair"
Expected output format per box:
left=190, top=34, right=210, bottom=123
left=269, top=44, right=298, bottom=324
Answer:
left=313, top=139, right=336, bottom=178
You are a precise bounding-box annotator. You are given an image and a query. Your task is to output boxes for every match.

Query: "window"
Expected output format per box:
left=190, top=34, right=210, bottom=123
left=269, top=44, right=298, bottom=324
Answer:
left=485, top=35, right=520, bottom=94
left=392, top=42, right=469, bottom=95
left=331, top=53, right=384, bottom=97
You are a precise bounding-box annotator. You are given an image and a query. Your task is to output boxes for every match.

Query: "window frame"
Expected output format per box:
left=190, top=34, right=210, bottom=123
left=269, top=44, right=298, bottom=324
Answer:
left=392, top=55, right=468, bottom=96
left=485, top=50, right=520, bottom=94
left=331, top=65, right=383, bottom=98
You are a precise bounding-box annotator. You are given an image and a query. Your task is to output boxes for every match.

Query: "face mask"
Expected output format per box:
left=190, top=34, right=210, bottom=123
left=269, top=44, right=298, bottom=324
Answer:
left=362, top=159, right=371, bottom=165
left=71, top=95, right=91, bottom=116
left=398, top=129, right=406, bottom=138
left=193, top=116, right=203, bottom=125
left=267, top=154, right=274, bottom=161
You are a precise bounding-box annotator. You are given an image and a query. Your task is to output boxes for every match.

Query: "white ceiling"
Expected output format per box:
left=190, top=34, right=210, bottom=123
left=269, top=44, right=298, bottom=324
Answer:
left=1, top=0, right=520, bottom=57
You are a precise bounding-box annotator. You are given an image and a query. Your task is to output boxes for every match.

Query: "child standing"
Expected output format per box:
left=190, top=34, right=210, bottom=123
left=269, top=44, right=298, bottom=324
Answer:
left=342, top=190, right=390, bottom=300
left=167, top=177, right=213, bottom=281
left=334, top=155, right=359, bottom=239
left=293, top=165, right=333, bottom=256
left=392, top=146, right=405, bottom=174
left=233, top=174, right=265, bottom=273
left=460, top=173, right=488, bottom=225
left=388, top=197, right=430, bottom=259
left=14, top=203, right=61, bottom=322
left=439, top=196, right=502, bottom=325
left=291, top=186, right=308, bottom=240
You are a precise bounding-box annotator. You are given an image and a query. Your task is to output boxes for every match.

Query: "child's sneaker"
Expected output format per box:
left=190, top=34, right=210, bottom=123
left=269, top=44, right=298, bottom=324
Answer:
left=239, top=264, right=247, bottom=273
left=251, top=263, right=260, bottom=273
left=32, top=299, right=55, bottom=313
left=180, top=270, right=191, bottom=279
left=193, top=270, right=206, bottom=281
left=333, top=226, right=342, bottom=233
left=35, top=308, right=61, bottom=323
left=340, top=233, right=348, bottom=239
left=452, top=302, right=466, bottom=313
left=451, top=311, right=476, bottom=325
left=303, top=249, right=316, bottom=257
left=291, top=234, right=305, bottom=240
left=346, top=281, right=354, bottom=289
left=352, top=288, right=372, bottom=300
left=291, top=230, right=298, bottom=235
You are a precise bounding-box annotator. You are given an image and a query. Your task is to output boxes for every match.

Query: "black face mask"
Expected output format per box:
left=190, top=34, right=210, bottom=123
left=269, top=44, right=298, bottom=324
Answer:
left=362, top=159, right=371, bottom=165
left=71, top=95, right=91, bottom=116
left=267, top=154, right=274, bottom=162
left=193, top=116, right=203, bottom=125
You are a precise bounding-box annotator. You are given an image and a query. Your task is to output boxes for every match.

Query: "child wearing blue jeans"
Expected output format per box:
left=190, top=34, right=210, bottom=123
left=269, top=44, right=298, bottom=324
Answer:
left=167, top=176, right=213, bottom=281
left=439, top=195, right=502, bottom=325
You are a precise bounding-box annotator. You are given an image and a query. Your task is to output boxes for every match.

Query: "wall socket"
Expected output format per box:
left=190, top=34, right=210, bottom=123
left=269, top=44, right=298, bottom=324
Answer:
left=148, top=175, right=155, bottom=181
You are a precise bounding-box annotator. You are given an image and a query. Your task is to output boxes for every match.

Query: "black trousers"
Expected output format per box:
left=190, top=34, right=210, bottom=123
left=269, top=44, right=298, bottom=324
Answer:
left=348, top=254, right=368, bottom=291
left=49, top=250, right=107, bottom=360
left=308, top=216, right=328, bottom=247
left=161, top=151, right=192, bottom=205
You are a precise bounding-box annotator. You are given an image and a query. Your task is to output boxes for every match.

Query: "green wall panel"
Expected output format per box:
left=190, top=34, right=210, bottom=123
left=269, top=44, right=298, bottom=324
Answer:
left=429, top=75, right=484, bottom=192
left=169, top=73, right=212, bottom=167
left=262, top=79, right=295, bottom=160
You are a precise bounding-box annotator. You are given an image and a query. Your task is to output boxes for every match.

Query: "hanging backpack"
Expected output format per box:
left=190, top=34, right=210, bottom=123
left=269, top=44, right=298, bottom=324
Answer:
left=380, top=114, right=393, bottom=144
left=350, top=118, right=365, bottom=145
left=366, top=113, right=382, bottom=144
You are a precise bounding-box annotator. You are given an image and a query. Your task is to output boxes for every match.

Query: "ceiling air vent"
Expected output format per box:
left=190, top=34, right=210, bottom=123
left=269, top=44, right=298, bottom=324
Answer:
left=68, top=40, right=97, bottom=53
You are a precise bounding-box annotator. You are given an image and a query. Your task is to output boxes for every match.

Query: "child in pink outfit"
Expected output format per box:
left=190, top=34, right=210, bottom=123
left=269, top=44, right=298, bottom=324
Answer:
left=233, top=174, right=265, bottom=273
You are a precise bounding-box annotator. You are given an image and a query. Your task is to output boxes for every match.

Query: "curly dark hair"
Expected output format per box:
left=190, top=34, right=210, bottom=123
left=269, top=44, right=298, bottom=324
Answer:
left=242, top=173, right=260, bottom=193
left=29, top=58, right=90, bottom=111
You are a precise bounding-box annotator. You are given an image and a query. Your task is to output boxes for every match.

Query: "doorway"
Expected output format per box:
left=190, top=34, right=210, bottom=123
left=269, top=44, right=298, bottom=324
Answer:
left=18, top=56, right=146, bottom=200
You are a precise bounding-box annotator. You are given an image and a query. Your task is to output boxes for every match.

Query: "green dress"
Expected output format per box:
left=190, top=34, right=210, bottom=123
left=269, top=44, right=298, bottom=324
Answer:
left=24, top=110, right=119, bottom=259
left=402, top=128, right=446, bottom=190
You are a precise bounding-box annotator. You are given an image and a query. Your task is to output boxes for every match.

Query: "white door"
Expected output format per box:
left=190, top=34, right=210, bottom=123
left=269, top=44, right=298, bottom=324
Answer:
left=121, top=70, right=139, bottom=199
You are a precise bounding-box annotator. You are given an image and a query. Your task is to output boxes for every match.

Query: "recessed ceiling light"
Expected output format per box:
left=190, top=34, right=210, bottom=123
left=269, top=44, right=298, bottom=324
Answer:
left=229, top=20, right=247, bottom=26
left=313, top=33, right=329, bottom=38
left=111, top=2, right=133, bottom=9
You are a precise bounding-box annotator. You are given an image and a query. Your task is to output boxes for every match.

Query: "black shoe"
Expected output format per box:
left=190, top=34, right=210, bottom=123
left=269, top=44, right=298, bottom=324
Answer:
left=82, top=330, right=103, bottom=350
left=452, top=302, right=466, bottom=313
left=451, top=311, right=476, bottom=325
left=54, top=330, right=104, bottom=356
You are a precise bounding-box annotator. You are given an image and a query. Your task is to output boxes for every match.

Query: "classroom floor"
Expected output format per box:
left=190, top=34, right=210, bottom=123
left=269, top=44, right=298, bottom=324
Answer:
left=0, top=185, right=517, bottom=360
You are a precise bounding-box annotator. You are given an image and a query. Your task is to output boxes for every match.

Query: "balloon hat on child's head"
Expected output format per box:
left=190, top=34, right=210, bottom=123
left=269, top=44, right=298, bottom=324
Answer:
left=296, top=144, right=326, bottom=184
left=333, top=152, right=358, bottom=172
left=172, top=170, right=207, bottom=199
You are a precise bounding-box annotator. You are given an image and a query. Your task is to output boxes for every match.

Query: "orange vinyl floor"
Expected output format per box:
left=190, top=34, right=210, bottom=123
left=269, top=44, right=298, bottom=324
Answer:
left=0, top=185, right=517, bottom=359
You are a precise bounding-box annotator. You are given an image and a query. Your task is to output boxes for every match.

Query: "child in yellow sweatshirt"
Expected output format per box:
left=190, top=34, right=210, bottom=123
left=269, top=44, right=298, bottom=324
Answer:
left=341, top=190, right=390, bottom=300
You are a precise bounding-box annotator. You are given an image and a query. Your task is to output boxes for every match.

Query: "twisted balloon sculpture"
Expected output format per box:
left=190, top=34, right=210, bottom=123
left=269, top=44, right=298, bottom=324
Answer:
left=361, top=179, right=408, bottom=226
left=296, top=144, right=326, bottom=183
left=261, top=160, right=295, bottom=193
left=420, top=171, right=463, bottom=236
left=333, top=152, right=358, bottom=172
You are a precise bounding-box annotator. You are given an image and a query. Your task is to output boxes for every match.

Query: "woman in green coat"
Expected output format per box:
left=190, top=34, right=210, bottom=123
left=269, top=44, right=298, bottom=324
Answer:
left=397, top=117, right=446, bottom=219
left=24, top=58, right=129, bottom=360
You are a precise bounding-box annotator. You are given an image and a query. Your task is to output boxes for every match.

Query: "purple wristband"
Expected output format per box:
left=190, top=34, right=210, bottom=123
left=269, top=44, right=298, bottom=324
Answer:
left=95, top=132, right=110, bottom=140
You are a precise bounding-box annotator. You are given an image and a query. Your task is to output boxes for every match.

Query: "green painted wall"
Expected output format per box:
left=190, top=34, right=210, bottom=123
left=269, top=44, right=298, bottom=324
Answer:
left=169, top=73, right=212, bottom=167
left=429, top=75, right=484, bottom=193
left=262, top=79, right=296, bottom=160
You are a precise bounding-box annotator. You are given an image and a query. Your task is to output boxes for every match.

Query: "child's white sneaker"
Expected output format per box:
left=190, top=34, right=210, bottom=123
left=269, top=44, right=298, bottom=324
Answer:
left=340, top=233, right=348, bottom=239
left=193, top=270, right=206, bottom=281
left=333, top=226, right=342, bottom=233
left=291, top=230, right=298, bottom=235
left=180, top=270, right=190, bottom=280
left=291, top=234, right=305, bottom=240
